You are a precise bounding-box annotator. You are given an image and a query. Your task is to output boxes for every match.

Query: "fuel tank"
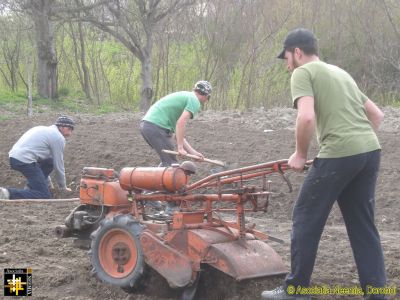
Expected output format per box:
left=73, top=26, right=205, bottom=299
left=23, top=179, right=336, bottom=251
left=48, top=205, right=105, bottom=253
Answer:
left=119, top=165, right=189, bottom=192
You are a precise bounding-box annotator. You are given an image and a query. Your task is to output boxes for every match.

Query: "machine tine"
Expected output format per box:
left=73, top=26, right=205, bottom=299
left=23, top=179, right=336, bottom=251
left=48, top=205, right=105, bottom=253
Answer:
left=266, top=235, right=285, bottom=244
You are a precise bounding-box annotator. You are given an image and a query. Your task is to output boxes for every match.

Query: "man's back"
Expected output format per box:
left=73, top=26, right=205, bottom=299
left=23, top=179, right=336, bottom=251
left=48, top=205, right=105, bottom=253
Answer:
left=143, top=91, right=200, bottom=132
left=291, top=61, right=380, bottom=158
left=9, top=125, right=65, bottom=163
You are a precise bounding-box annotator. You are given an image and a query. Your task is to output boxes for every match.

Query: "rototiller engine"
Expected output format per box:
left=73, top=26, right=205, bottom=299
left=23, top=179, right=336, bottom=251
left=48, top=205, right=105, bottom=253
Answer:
left=56, top=159, right=306, bottom=298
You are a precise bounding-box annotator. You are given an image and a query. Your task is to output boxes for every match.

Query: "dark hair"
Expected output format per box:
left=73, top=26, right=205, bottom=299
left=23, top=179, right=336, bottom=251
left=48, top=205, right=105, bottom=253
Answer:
left=287, top=44, right=318, bottom=56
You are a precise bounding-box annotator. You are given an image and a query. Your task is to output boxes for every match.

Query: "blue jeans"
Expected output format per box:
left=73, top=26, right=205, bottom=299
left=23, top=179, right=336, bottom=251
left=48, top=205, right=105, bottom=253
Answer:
left=8, top=157, right=53, bottom=199
left=284, top=150, right=387, bottom=300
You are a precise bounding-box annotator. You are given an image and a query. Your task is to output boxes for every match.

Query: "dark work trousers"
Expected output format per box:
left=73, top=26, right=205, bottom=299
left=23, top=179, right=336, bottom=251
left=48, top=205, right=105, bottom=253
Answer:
left=140, top=120, right=180, bottom=210
left=8, top=157, right=53, bottom=199
left=284, top=150, right=387, bottom=300
left=139, top=120, right=178, bottom=167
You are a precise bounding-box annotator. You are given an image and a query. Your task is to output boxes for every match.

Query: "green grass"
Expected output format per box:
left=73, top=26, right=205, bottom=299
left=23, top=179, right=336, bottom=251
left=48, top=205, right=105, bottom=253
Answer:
left=95, top=103, right=126, bottom=114
left=378, top=92, right=400, bottom=107
left=391, top=101, right=400, bottom=108
left=0, top=90, right=131, bottom=116
left=0, top=115, right=11, bottom=121
left=0, top=90, right=27, bottom=112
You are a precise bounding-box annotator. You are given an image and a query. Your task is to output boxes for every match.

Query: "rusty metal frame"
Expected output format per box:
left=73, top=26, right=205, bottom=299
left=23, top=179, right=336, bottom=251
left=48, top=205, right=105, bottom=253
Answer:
left=131, top=159, right=312, bottom=240
left=71, top=159, right=312, bottom=287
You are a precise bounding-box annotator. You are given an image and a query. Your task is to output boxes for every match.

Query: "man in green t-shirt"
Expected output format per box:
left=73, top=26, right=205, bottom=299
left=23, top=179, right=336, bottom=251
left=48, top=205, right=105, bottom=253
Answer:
left=140, top=80, right=212, bottom=167
left=261, top=29, right=387, bottom=300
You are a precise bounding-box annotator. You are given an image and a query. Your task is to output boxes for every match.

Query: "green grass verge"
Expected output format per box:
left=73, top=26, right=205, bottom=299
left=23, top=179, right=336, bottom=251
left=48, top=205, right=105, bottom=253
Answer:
left=0, top=90, right=132, bottom=116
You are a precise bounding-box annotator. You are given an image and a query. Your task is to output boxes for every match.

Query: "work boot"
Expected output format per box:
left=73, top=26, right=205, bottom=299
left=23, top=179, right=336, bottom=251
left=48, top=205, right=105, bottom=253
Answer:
left=0, top=187, right=10, bottom=200
left=261, top=286, right=311, bottom=300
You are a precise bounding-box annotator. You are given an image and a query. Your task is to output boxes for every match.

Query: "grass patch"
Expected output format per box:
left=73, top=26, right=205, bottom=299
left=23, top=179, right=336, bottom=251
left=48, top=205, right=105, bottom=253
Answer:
left=0, top=115, right=12, bottom=122
left=0, top=90, right=27, bottom=104
left=95, top=103, right=124, bottom=114
left=391, top=101, right=400, bottom=108
left=0, top=90, right=28, bottom=113
left=0, top=90, right=131, bottom=116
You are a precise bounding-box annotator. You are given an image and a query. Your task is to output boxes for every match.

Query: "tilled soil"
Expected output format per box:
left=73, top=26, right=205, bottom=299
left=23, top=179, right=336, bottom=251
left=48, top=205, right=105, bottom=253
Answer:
left=0, top=107, right=399, bottom=299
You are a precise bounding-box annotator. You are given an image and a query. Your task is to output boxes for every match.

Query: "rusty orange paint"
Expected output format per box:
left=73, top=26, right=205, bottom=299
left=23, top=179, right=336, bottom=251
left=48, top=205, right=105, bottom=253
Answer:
left=119, top=166, right=189, bottom=192
left=98, top=228, right=139, bottom=279
left=68, top=159, right=311, bottom=288
left=172, top=212, right=205, bottom=230
left=140, top=230, right=193, bottom=288
left=80, top=179, right=130, bottom=206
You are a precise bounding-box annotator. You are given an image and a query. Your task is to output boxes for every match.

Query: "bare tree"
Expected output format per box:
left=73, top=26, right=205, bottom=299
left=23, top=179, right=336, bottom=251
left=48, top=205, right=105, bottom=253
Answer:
left=70, top=0, right=195, bottom=110
left=3, top=0, right=117, bottom=101
left=0, top=14, right=23, bottom=92
left=66, top=20, right=92, bottom=100
left=178, top=0, right=291, bottom=109
left=1, top=0, right=398, bottom=109
left=20, top=0, right=59, bottom=99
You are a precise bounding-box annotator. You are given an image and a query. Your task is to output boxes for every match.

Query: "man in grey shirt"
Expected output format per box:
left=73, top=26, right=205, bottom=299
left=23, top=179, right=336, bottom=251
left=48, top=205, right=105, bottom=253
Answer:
left=0, top=116, right=74, bottom=199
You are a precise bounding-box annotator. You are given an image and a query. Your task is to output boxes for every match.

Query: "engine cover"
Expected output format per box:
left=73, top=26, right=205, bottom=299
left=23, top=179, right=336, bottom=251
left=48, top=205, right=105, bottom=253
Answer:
left=79, top=167, right=130, bottom=206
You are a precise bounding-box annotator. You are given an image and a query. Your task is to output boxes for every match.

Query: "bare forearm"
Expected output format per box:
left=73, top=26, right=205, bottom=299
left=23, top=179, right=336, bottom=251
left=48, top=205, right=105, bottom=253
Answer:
left=175, top=125, right=185, bottom=150
left=295, top=116, right=314, bottom=158
left=294, top=96, right=316, bottom=159
left=183, top=139, right=196, bottom=154
left=364, top=99, right=384, bottom=132
left=176, top=111, right=191, bottom=152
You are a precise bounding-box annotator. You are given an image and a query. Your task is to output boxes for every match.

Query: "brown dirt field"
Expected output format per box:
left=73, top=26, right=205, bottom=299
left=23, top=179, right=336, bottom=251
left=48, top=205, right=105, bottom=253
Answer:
left=0, top=107, right=399, bottom=300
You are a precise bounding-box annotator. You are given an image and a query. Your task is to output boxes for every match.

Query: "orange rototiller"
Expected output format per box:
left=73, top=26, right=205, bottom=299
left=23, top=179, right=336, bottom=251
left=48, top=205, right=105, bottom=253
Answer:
left=56, top=159, right=308, bottom=299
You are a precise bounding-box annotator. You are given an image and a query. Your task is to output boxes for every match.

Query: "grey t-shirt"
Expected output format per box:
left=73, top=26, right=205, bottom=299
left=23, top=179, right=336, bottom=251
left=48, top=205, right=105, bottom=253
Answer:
left=9, top=125, right=67, bottom=189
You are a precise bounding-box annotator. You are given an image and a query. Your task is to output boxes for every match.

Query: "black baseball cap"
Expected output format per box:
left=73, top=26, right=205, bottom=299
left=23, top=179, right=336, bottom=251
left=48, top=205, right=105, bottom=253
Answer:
left=277, top=28, right=317, bottom=59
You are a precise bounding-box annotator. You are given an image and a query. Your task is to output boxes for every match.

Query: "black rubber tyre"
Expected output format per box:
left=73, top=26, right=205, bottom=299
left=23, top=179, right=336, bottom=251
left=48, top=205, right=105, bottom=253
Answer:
left=89, top=214, right=145, bottom=290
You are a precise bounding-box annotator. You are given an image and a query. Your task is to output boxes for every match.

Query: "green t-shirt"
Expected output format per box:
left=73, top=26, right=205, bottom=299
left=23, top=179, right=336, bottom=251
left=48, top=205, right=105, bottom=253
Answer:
left=291, top=61, right=380, bottom=158
left=143, top=91, right=201, bottom=132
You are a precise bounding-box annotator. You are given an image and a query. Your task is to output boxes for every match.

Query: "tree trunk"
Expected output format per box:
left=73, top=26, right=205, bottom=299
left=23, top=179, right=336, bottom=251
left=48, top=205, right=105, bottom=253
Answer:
left=78, top=21, right=91, bottom=100
left=27, top=56, right=33, bottom=117
left=139, top=48, right=154, bottom=111
left=69, top=20, right=91, bottom=100
left=32, top=1, right=58, bottom=99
